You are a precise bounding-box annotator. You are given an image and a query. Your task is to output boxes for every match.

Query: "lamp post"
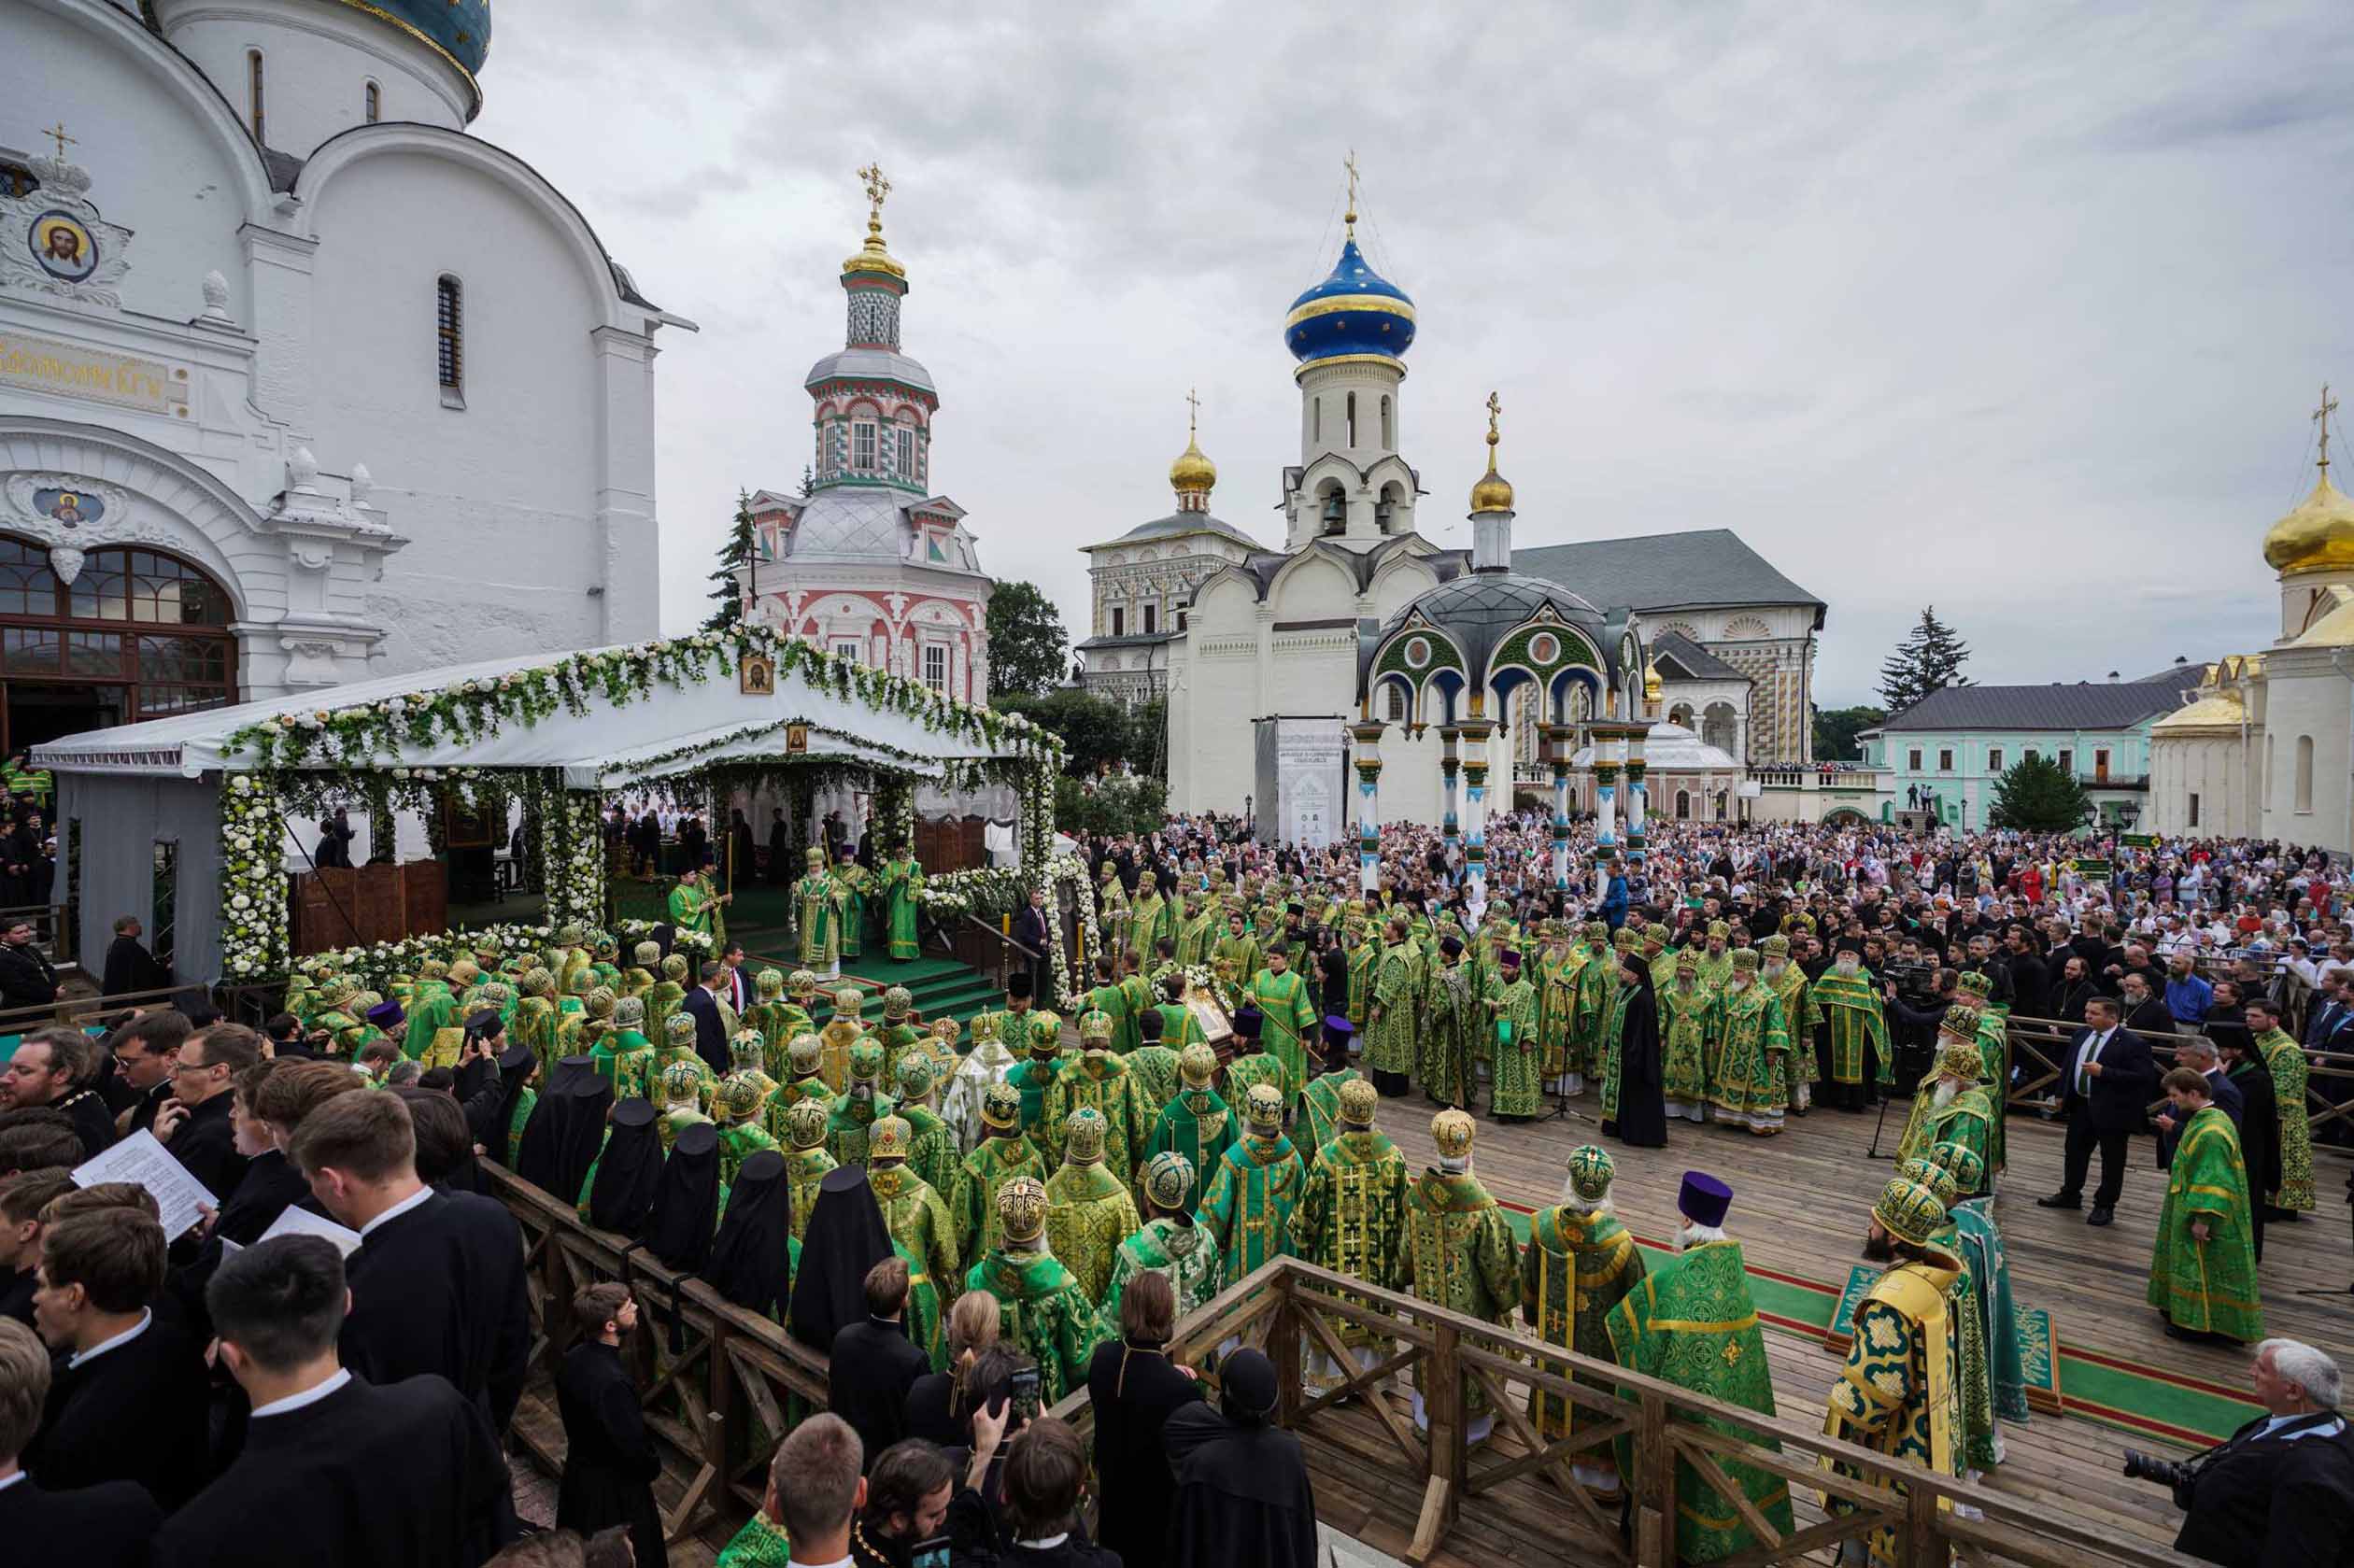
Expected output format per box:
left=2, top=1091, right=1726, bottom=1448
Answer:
left=1349, top=719, right=1386, bottom=894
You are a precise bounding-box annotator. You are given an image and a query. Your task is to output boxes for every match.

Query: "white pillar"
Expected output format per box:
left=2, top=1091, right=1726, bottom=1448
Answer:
left=1439, top=725, right=1461, bottom=849
left=1351, top=721, right=1386, bottom=894
left=1594, top=727, right=1621, bottom=866
left=1625, top=729, right=1649, bottom=861
left=1461, top=717, right=1495, bottom=914
left=1547, top=724, right=1573, bottom=891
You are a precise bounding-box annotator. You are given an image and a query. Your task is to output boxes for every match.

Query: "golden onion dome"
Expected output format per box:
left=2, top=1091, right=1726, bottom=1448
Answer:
left=843, top=162, right=907, bottom=282
left=1643, top=659, right=1664, bottom=703
left=2264, top=470, right=2354, bottom=575
left=1170, top=432, right=1216, bottom=497
left=1469, top=391, right=1513, bottom=513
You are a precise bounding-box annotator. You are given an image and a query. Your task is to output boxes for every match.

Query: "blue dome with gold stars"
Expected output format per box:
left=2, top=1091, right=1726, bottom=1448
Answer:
left=1284, top=236, right=1415, bottom=366
left=347, top=0, right=492, bottom=77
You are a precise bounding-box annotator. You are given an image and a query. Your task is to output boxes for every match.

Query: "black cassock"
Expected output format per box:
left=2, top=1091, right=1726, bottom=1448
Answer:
left=25, top=1315, right=210, bottom=1508
left=554, top=1341, right=665, bottom=1568
left=1162, top=1401, right=1320, bottom=1568
left=99, top=933, right=168, bottom=996
left=0, top=1474, right=159, bottom=1568
left=155, top=1373, right=506, bottom=1568
left=340, top=1189, right=532, bottom=1437
left=514, top=1055, right=612, bottom=1203
left=2225, top=1057, right=2280, bottom=1262
left=787, top=1165, right=895, bottom=1354
left=165, top=1091, right=251, bottom=1205
left=583, top=1097, right=665, bottom=1236
left=1610, top=968, right=1668, bottom=1149
left=1087, top=1338, right=1208, bottom=1568
left=645, top=1123, right=724, bottom=1273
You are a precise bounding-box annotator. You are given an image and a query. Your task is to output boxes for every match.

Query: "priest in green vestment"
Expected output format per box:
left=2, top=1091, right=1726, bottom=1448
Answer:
left=778, top=1097, right=838, bottom=1245
left=1538, top=923, right=1582, bottom=1093
left=1760, top=935, right=1818, bottom=1113
left=737, top=969, right=803, bottom=1079
left=1901, top=1154, right=1999, bottom=1476
left=1042, top=1011, right=1152, bottom=1185
left=1952, top=970, right=2011, bottom=1171
left=2248, top=1001, right=2316, bottom=1213
left=1044, top=1108, right=1142, bottom=1305
left=714, top=1073, right=783, bottom=1187
left=1659, top=952, right=1714, bottom=1123
left=1288, top=1078, right=1409, bottom=1393
left=1097, top=862, right=1131, bottom=957
left=1081, top=954, right=1135, bottom=1057
left=791, top=848, right=846, bottom=975
left=588, top=995, right=659, bottom=1101
left=1148, top=1042, right=1236, bottom=1183
left=1418, top=936, right=1480, bottom=1109
left=1605, top=1170, right=1794, bottom=1565
left=763, top=1033, right=832, bottom=1142
left=1127, top=995, right=1187, bottom=1115
left=874, top=986, right=927, bottom=1086
left=656, top=1058, right=715, bottom=1151
left=1128, top=869, right=1173, bottom=957
left=1938, top=1143, right=2030, bottom=1426
left=656, top=1011, right=719, bottom=1111
left=963, top=1174, right=1108, bottom=1406
left=1244, top=944, right=1318, bottom=1109
left=1361, top=918, right=1421, bottom=1097
left=949, top=1082, right=1048, bottom=1263
left=1212, top=910, right=1262, bottom=992
left=668, top=864, right=730, bottom=946
left=1115, top=954, right=1156, bottom=1057
left=1402, top=1109, right=1521, bottom=1444
left=891, top=1052, right=962, bottom=1200
left=401, top=984, right=458, bottom=1063
left=1523, top=1146, right=1645, bottom=1497
left=1707, top=950, right=1790, bottom=1135
left=1810, top=943, right=1893, bottom=1111
left=866, top=1113, right=961, bottom=1371
left=1008, top=1010, right=1076, bottom=1162
left=1296, top=1028, right=1364, bottom=1158
left=2148, top=1068, right=2265, bottom=1345
left=880, top=845, right=924, bottom=961
left=1099, top=1151, right=1222, bottom=1335
left=944, top=1010, right=1020, bottom=1156
left=1196, top=1082, right=1308, bottom=1282
left=511, top=968, right=563, bottom=1074
left=1571, top=921, right=1617, bottom=1085
left=1487, top=945, right=1544, bottom=1120
left=1823, top=1176, right=1964, bottom=1566
left=815, top=986, right=867, bottom=1095
left=823, top=1040, right=896, bottom=1168
left=1893, top=1015, right=1994, bottom=1189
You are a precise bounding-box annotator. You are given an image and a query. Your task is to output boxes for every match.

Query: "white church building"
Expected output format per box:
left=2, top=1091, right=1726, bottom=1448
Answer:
left=0, top=0, right=687, bottom=754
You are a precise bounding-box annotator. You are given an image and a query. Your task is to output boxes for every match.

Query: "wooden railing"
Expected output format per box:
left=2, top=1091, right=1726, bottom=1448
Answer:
left=2004, top=1013, right=2354, bottom=1149
left=481, top=1161, right=2199, bottom=1568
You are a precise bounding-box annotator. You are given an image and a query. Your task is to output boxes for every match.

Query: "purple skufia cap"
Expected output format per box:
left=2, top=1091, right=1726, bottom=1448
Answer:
left=1502, top=949, right=1524, bottom=965
left=365, top=999, right=404, bottom=1030
left=1232, top=1005, right=1262, bottom=1039
left=1678, top=1170, right=1733, bottom=1228
left=1322, top=1014, right=1354, bottom=1038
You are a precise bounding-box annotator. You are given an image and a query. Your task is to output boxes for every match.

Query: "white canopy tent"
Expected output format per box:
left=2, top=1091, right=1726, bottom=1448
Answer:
left=35, top=630, right=1057, bottom=987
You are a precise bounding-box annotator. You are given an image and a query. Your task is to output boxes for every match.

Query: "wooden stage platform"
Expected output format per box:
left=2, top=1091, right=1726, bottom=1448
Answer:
left=1352, top=1087, right=2353, bottom=1559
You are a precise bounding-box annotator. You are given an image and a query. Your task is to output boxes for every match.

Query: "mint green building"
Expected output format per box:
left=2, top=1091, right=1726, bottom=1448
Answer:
left=1856, top=667, right=2201, bottom=829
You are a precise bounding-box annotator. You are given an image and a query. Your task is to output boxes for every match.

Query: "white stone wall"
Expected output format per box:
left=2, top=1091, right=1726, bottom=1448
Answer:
left=154, top=0, right=474, bottom=156
left=2150, top=733, right=2255, bottom=839
left=2257, top=658, right=2351, bottom=853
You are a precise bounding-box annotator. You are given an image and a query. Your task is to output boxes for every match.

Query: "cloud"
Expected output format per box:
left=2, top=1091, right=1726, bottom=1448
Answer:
left=471, top=0, right=2354, bottom=703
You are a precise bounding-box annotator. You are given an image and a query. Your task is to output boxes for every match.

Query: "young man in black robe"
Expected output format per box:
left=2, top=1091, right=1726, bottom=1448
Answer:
left=155, top=1023, right=260, bottom=1202
left=108, top=1009, right=190, bottom=1140
left=1609, top=954, right=1668, bottom=1149
left=1163, top=1345, right=1318, bottom=1568
left=555, top=1281, right=664, bottom=1568
left=24, top=1207, right=208, bottom=1507
left=290, top=1089, right=531, bottom=1438
left=2217, top=1027, right=2280, bottom=1263
left=0, top=1315, right=157, bottom=1568
left=828, top=1255, right=929, bottom=1471
left=98, top=915, right=169, bottom=998
left=156, top=1235, right=506, bottom=1568
left=0, top=1169, right=71, bottom=1324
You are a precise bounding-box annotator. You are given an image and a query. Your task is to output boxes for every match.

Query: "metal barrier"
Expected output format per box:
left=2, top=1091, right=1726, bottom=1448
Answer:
left=483, top=1164, right=2199, bottom=1568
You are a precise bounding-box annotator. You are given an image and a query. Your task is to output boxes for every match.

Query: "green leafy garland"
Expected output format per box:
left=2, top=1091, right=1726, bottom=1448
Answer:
left=1042, top=853, right=1097, bottom=1010
left=220, top=773, right=291, bottom=982
left=543, top=786, right=606, bottom=932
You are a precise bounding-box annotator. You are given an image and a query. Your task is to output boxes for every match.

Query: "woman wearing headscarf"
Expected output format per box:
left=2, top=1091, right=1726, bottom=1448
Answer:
left=700, top=1149, right=796, bottom=1320
left=787, top=1165, right=895, bottom=1353
left=1085, top=1270, right=1205, bottom=1568
left=1609, top=951, right=1667, bottom=1149
left=514, top=1052, right=613, bottom=1203
left=580, top=1097, right=665, bottom=1234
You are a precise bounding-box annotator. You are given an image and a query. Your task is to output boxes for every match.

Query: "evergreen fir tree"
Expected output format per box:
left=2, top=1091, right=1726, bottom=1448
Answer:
left=1987, top=755, right=2092, bottom=832
left=1877, top=605, right=1972, bottom=713
left=702, top=489, right=756, bottom=632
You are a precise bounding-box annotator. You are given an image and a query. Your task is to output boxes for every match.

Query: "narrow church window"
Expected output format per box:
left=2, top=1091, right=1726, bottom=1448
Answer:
left=2296, top=735, right=2315, bottom=812
left=365, top=81, right=381, bottom=122
left=1313, top=398, right=1322, bottom=443
left=1385, top=685, right=1405, bottom=722
left=853, top=421, right=877, bottom=471
left=1111, top=607, right=1125, bottom=637
left=1346, top=392, right=1357, bottom=447
left=1381, top=395, right=1393, bottom=448
left=1143, top=604, right=1156, bottom=634
left=833, top=639, right=862, bottom=666
left=2188, top=792, right=2201, bottom=828
left=896, top=427, right=915, bottom=478
left=435, top=275, right=463, bottom=395
left=248, top=50, right=266, bottom=142
left=923, top=644, right=947, bottom=692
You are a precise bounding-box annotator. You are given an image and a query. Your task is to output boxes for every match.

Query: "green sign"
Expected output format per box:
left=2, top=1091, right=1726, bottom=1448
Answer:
left=2120, top=833, right=2158, bottom=849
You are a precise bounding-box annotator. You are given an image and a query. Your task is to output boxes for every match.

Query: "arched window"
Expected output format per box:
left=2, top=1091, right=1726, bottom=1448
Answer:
left=435, top=275, right=463, bottom=397
left=2296, top=734, right=2315, bottom=812
left=0, top=537, right=237, bottom=749
left=1381, top=394, right=1393, bottom=448
left=1676, top=789, right=1692, bottom=819
left=1346, top=392, right=1357, bottom=447
left=365, top=81, right=381, bottom=122
left=1385, top=684, right=1406, bottom=722
left=248, top=50, right=266, bottom=142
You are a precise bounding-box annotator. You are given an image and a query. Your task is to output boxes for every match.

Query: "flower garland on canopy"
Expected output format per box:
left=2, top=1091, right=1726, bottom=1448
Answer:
left=542, top=786, right=606, bottom=933
left=1041, top=853, right=1097, bottom=1010
left=220, top=773, right=290, bottom=983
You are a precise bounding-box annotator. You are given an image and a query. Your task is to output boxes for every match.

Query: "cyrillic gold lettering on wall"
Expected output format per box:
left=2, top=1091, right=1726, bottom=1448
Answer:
left=0, top=330, right=188, bottom=416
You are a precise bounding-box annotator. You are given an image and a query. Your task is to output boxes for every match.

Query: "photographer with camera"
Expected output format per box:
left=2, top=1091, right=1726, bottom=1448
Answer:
left=2139, top=1338, right=2354, bottom=1567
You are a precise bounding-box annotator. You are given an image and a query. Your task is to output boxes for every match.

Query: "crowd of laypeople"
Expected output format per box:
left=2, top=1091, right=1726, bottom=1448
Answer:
left=0, top=815, right=2349, bottom=1565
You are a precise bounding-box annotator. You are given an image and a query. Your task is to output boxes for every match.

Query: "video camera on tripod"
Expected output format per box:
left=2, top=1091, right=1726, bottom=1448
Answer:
left=1881, top=959, right=1942, bottom=1003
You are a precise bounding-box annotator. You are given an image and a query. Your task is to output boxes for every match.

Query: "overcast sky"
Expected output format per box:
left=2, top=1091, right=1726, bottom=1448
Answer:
left=474, top=0, right=2354, bottom=708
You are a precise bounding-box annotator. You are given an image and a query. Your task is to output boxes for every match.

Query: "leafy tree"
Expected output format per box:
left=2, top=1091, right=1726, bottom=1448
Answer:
left=1987, top=755, right=2092, bottom=833
left=998, top=688, right=1131, bottom=776
left=1813, top=704, right=1887, bottom=761
left=986, top=581, right=1069, bottom=700
left=1128, top=697, right=1169, bottom=780
left=1056, top=773, right=1168, bottom=838
left=799, top=464, right=815, bottom=498
left=702, top=489, right=755, bottom=632
left=1877, top=606, right=1972, bottom=713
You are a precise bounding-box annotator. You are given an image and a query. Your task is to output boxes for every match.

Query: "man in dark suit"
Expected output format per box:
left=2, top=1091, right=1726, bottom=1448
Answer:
left=828, top=1256, right=928, bottom=1471
left=2174, top=1339, right=2354, bottom=1568
left=1015, top=887, right=1056, bottom=1004
left=684, top=962, right=732, bottom=1077
left=2304, top=970, right=2354, bottom=1050
left=290, top=1091, right=531, bottom=1440
left=0, top=1316, right=157, bottom=1568
left=22, top=1207, right=208, bottom=1507
left=154, top=1023, right=259, bottom=1201
left=554, top=1281, right=664, bottom=1568
left=157, top=1234, right=507, bottom=1568
left=2157, top=1035, right=2244, bottom=1167
left=2036, top=996, right=2156, bottom=1227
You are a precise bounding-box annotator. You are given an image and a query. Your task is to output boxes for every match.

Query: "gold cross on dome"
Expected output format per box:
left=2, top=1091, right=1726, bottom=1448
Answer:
left=1486, top=389, right=1502, bottom=439
left=2318, top=383, right=2339, bottom=479
left=858, top=162, right=891, bottom=223
left=43, top=122, right=75, bottom=161
left=1343, top=148, right=1360, bottom=235
left=1185, top=386, right=1200, bottom=434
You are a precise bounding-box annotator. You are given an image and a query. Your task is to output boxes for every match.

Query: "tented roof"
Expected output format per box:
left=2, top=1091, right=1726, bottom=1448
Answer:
left=33, top=635, right=1043, bottom=785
